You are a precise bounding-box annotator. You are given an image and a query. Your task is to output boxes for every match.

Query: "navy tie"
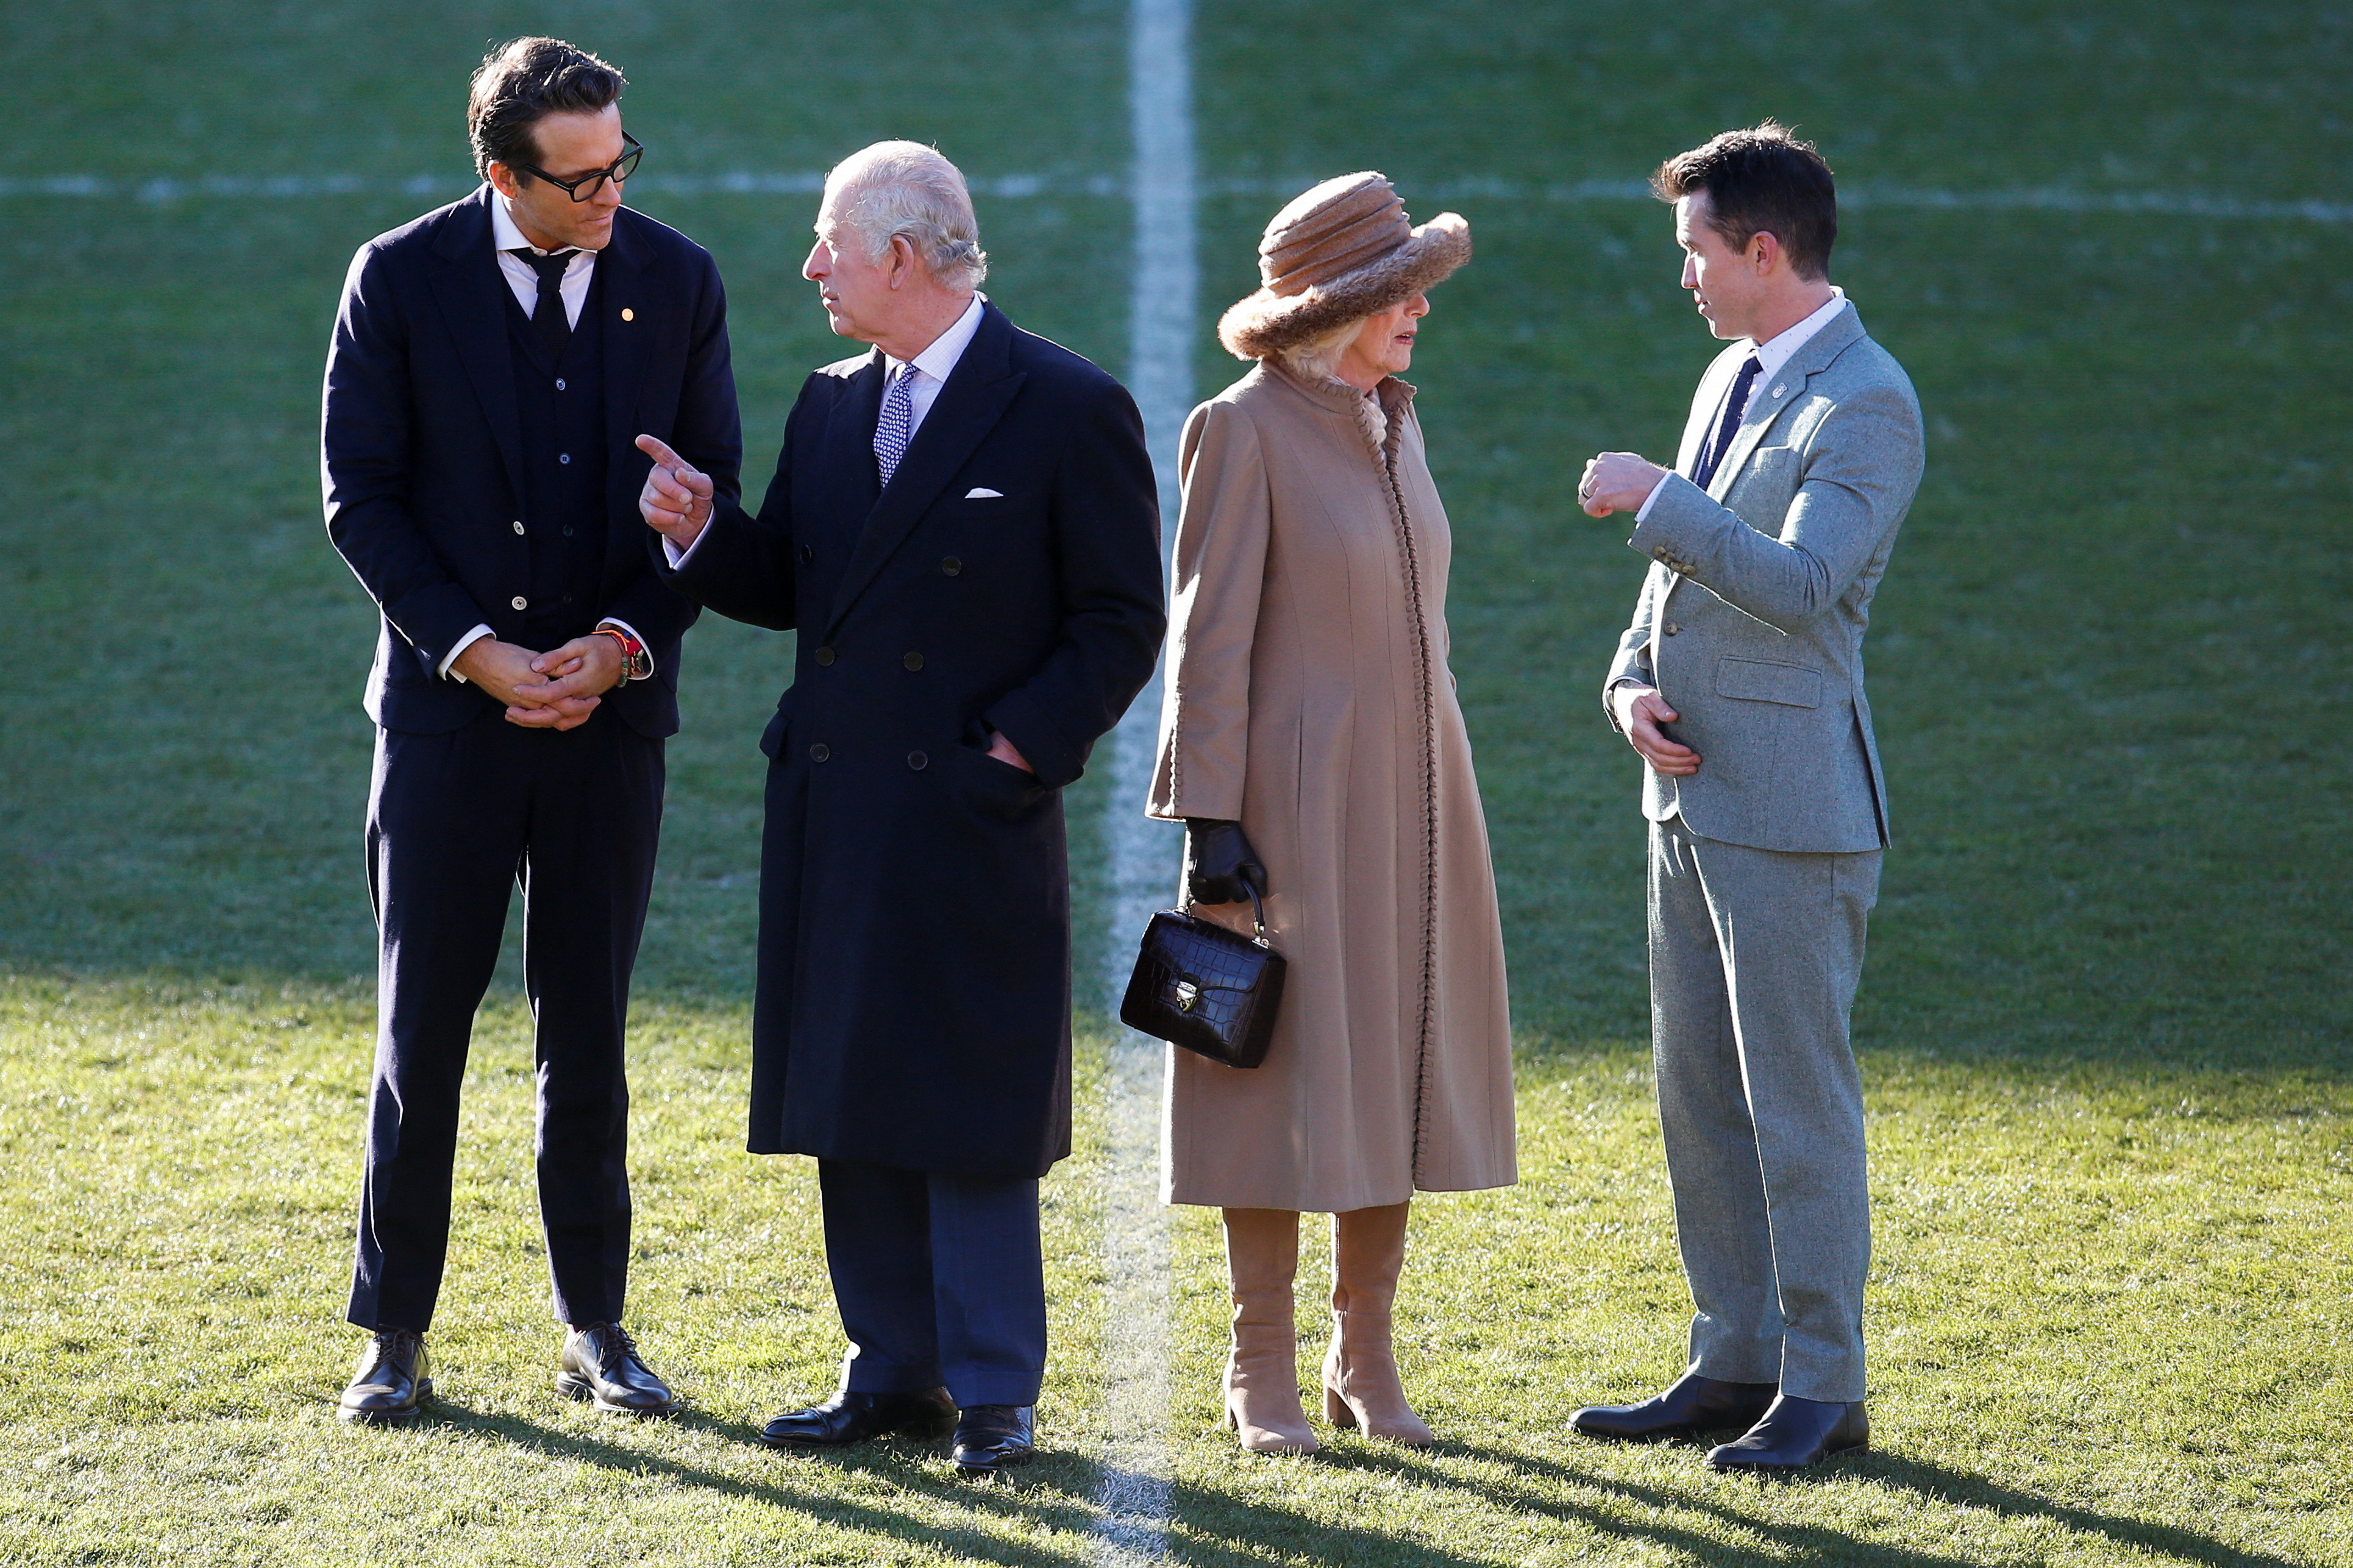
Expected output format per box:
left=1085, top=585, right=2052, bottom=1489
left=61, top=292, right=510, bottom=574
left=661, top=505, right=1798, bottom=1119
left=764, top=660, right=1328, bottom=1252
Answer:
left=874, top=364, right=916, bottom=487
left=512, top=247, right=578, bottom=359
left=1692, top=353, right=1763, bottom=491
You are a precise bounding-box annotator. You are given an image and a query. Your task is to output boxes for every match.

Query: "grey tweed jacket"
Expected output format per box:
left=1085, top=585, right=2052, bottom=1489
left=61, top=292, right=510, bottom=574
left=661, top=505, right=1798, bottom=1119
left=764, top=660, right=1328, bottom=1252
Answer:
left=1604, top=302, right=1924, bottom=853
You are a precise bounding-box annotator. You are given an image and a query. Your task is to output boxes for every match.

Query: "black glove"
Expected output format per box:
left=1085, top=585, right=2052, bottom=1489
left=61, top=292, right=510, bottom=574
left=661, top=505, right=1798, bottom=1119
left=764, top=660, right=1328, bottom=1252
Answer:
left=1184, top=818, right=1267, bottom=906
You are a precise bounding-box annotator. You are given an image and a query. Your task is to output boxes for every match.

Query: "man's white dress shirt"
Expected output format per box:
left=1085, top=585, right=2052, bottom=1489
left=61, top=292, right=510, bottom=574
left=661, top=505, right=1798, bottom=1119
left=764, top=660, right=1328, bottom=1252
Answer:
left=443, top=196, right=647, bottom=684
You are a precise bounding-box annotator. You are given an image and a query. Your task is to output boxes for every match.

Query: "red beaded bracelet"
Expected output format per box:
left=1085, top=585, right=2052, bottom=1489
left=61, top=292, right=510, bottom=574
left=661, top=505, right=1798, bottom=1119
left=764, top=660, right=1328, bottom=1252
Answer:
left=596, top=626, right=650, bottom=682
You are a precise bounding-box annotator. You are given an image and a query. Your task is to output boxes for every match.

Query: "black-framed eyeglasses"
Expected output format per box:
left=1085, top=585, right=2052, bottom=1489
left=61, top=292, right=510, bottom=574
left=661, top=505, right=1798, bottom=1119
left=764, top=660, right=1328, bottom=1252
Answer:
left=514, top=133, right=643, bottom=202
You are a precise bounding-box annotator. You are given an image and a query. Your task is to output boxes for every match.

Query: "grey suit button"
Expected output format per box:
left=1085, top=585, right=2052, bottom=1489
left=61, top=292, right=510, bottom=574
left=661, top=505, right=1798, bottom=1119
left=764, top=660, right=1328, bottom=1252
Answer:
left=903, top=651, right=924, bottom=671
left=800, top=544, right=815, bottom=564
left=511, top=520, right=525, bottom=535
left=510, top=595, right=527, bottom=610
left=810, top=743, right=830, bottom=762
left=814, top=645, right=835, bottom=666
left=941, top=556, right=962, bottom=576
left=1664, top=622, right=1680, bottom=636
left=907, top=750, right=928, bottom=770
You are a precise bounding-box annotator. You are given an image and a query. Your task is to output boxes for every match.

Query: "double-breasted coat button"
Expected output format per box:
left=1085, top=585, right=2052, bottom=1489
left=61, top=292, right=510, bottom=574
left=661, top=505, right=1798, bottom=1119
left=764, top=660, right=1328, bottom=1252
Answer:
left=800, top=544, right=815, bottom=564
left=907, top=751, right=928, bottom=770
left=814, top=646, right=836, bottom=665
left=511, top=595, right=528, bottom=610
left=511, top=520, right=525, bottom=534
left=941, top=556, right=961, bottom=576
left=903, top=651, right=924, bottom=671
left=809, top=743, right=830, bottom=762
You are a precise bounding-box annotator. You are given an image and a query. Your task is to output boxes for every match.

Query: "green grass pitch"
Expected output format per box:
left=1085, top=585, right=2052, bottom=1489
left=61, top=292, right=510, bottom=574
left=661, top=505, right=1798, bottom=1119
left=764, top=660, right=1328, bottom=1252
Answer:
left=1, top=1, right=2348, bottom=1563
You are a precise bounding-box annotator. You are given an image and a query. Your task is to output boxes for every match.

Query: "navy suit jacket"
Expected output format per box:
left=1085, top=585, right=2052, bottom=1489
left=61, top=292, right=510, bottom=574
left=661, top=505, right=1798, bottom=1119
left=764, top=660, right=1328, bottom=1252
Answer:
left=322, top=185, right=741, bottom=736
left=662, top=301, right=1165, bottom=1175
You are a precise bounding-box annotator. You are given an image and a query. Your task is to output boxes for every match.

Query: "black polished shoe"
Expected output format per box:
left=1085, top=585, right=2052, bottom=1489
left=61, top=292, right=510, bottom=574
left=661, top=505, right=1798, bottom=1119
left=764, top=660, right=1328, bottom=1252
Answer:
left=760, top=1388, right=957, bottom=1449
left=1570, top=1372, right=1778, bottom=1443
left=556, top=1322, right=678, bottom=1416
left=1707, top=1394, right=1870, bottom=1472
left=338, top=1329, right=430, bottom=1425
left=952, top=1404, right=1036, bottom=1477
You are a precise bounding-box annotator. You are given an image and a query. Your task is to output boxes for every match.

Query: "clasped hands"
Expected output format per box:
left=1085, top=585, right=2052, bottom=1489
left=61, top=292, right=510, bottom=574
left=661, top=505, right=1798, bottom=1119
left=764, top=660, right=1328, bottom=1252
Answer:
left=455, top=634, right=623, bottom=731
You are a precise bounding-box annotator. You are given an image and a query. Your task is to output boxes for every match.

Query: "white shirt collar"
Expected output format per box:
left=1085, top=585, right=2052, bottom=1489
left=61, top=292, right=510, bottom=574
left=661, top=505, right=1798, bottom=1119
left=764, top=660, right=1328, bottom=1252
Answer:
left=1750, top=286, right=1848, bottom=384
left=885, top=293, right=987, bottom=385
left=489, top=193, right=591, bottom=261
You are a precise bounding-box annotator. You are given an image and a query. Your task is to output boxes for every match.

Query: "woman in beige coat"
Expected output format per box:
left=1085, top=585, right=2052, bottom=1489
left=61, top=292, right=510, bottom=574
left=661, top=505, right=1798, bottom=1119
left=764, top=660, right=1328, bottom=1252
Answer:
left=1148, top=174, right=1517, bottom=1453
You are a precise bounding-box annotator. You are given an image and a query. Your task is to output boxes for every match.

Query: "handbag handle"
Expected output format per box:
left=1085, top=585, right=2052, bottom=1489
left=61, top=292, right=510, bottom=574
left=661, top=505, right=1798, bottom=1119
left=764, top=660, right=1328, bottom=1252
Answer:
left=1183, top=885, right=1272, bottom=946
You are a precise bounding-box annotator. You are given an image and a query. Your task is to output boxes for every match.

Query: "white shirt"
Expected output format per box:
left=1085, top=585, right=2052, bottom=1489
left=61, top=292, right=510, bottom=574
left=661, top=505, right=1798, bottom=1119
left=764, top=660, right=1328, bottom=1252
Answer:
left=666, top=293, right=987, bottom=569
left=443, top=196, right=646, bottom=683
left=1633, top=286, right=1849, bottom=523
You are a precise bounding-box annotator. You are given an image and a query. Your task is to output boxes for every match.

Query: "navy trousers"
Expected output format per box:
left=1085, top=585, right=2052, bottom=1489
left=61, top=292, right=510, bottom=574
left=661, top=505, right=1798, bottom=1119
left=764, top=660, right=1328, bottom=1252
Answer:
left=817, top=1158, right=1047, bottom=1408
left=347, top=709, right=664, bottom=1333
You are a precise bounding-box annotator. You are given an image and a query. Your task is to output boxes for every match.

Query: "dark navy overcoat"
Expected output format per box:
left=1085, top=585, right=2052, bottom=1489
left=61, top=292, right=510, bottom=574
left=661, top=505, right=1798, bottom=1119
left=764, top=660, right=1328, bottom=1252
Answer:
left=665, top=302, right=1164, bottom=1177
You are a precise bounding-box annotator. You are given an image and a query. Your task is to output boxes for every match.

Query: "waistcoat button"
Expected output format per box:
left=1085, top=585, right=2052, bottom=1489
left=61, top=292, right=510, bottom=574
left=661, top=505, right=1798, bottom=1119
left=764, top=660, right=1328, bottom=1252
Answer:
left=907, top=751, right=928, bottom=771
left=903, top=651, right=924, bottom=671
left=814, top=646, right=835, bottom=666
left=810, top=743, right=830, bottom=762
left=800, top=544, right=815, bottom=564
left=941, top=557, right=961, bottom=576
left=511, top=520, right=525, bottom=535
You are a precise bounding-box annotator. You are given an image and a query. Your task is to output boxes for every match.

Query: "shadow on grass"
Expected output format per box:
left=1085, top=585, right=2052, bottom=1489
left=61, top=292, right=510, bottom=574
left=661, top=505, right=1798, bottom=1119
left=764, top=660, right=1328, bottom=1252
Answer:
left=1292, top=1440, right=2306, bottom=1568
left=385, top=1399, right=1102, bottom=1564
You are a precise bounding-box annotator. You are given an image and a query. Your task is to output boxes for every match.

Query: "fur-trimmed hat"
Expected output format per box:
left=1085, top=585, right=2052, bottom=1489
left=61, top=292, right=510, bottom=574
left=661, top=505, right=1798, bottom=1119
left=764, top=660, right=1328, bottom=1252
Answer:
left=1217, top=172, right=1471, bottom=361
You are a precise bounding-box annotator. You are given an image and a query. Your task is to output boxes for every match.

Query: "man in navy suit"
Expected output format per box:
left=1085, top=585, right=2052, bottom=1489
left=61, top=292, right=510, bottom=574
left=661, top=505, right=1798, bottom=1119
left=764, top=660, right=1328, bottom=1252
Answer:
left=320, top=37, right=740, bottom=1423
left=635, top=141, right=1163, bottom=1475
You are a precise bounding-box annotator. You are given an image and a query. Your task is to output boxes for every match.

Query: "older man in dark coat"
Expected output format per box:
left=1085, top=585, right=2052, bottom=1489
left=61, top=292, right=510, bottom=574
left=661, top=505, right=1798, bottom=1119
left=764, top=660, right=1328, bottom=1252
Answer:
left=635, top=141, right=1163, bottom=1475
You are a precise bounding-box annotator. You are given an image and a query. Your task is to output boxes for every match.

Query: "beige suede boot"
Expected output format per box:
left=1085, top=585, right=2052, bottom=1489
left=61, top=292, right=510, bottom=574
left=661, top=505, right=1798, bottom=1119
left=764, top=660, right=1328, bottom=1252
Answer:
left=1322, top=1201, right=1436, bottom=1446
left=1221, top=1207, right=1319, bottom=1454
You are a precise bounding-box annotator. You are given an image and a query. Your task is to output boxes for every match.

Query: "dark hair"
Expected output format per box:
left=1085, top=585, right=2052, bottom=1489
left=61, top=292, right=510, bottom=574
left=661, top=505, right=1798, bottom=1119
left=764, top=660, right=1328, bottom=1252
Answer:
left=467, top=37, right=627, bottom=183
left=1651, top=121, right=1836, bottom=280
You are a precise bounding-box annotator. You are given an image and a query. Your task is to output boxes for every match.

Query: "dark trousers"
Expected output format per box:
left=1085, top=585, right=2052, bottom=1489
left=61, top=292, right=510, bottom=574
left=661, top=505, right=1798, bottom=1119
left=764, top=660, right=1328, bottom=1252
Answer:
left=817, top=1159, right=1047, bottom=1408
left=347, top=710, right=664, bottom=1333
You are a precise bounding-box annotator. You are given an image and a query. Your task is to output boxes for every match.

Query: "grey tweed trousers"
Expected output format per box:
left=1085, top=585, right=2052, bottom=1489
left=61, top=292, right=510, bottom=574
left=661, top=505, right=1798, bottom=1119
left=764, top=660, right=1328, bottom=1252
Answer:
left=1648, top=814, right=1879, bottom=1404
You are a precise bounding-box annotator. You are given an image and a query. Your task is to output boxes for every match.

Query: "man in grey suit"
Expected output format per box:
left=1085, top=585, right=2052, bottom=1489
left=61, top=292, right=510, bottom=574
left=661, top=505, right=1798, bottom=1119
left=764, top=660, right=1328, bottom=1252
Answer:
left=1568, top=122, right=1923, bottom=1472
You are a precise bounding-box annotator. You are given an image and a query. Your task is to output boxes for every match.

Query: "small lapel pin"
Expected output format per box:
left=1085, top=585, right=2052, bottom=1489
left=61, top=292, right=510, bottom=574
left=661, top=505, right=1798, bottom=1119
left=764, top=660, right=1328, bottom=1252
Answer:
left=620, top=308, right=634, bottom=322
left=1771, top=384, right=1785, bottom=398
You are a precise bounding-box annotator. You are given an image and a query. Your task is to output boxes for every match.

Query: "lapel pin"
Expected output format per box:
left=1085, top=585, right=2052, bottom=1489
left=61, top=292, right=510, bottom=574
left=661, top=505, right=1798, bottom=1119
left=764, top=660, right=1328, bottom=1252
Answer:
left=620, top=308, right=634, bottom=322
left=1771, top=384, right=1785, bottom=398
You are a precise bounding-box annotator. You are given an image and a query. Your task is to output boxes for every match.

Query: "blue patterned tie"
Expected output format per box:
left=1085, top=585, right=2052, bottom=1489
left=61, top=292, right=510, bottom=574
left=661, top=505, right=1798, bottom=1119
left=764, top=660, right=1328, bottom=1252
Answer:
left=873, top=364, right=915, bottom=487
left=1692, top=353, right=1764, bottom=491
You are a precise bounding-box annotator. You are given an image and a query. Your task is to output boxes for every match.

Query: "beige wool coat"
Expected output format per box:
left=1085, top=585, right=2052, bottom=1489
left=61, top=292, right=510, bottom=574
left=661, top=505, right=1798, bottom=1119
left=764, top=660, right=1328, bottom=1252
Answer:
left=1148, top=361, right=1517, bottom=1212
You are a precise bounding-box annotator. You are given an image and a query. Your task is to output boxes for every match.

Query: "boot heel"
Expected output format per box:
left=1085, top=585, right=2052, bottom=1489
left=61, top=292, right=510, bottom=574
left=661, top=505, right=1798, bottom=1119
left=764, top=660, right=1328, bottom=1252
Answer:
left=1323, top=1383, right=1358, bottom=1430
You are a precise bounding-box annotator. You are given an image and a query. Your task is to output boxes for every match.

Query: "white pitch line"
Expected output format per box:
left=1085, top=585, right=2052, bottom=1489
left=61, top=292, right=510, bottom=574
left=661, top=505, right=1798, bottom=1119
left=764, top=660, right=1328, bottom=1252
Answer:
left=1088, top=0, right=1194, bottom=1562
left=7, top=170, right=2349, bottom=224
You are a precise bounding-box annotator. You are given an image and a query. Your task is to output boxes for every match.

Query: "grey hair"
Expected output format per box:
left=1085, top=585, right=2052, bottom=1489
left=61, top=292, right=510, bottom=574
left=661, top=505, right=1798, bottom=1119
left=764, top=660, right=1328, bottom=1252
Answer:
left=1275, top=313, right=1363, bottom=382
left=821, top=140, right=989, bottom=291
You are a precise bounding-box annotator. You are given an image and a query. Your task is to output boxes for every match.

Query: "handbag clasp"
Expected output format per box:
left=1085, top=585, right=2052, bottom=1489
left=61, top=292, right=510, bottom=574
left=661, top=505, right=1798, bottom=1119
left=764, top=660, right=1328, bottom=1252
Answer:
left=1173, top=978, right=1201, bottom=1011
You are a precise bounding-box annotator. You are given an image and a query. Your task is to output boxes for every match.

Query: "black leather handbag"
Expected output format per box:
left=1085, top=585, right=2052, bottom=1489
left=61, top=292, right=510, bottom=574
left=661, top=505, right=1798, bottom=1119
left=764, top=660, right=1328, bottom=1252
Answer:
left=1119, top=887, right=1287, bottom=1068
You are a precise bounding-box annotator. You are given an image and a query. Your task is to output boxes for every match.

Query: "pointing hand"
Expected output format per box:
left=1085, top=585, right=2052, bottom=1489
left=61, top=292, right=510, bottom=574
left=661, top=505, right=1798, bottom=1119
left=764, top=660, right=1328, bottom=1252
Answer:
left=635, top=433, right=716, bottom=547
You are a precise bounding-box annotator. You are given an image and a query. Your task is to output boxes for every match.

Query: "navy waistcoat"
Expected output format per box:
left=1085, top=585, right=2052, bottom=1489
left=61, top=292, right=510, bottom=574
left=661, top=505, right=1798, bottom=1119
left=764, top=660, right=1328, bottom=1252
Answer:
left=504, top=269, right=609, bottom=647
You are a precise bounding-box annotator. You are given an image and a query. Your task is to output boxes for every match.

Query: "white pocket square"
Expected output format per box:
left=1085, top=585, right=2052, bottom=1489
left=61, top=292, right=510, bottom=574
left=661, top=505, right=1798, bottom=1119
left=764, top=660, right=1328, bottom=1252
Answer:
left=964, top=486, right=1004, bottom=499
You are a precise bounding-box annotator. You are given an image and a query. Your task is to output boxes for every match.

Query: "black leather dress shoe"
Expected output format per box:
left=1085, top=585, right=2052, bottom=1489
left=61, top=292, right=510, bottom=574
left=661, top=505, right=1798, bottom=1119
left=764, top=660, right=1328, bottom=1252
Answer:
left=338, top=1329, right=430, bottom=1425
left=952, top=1404, right=1036, bottom=1477
left=1707, top=1394, right=1869, bottom=1472
left=1571, top=1372, right=1778, bottom=1443
left=557, top=1323, right=678, bottom=1416
left=760, top=1388, right=958, bottom=1449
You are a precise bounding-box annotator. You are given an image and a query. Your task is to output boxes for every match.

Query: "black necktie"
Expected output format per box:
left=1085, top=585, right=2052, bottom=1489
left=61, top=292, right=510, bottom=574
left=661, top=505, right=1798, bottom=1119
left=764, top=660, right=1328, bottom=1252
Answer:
left=513, top=247, right=578, bottom=358
left=1692, top=353, right=1763, bottom=491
